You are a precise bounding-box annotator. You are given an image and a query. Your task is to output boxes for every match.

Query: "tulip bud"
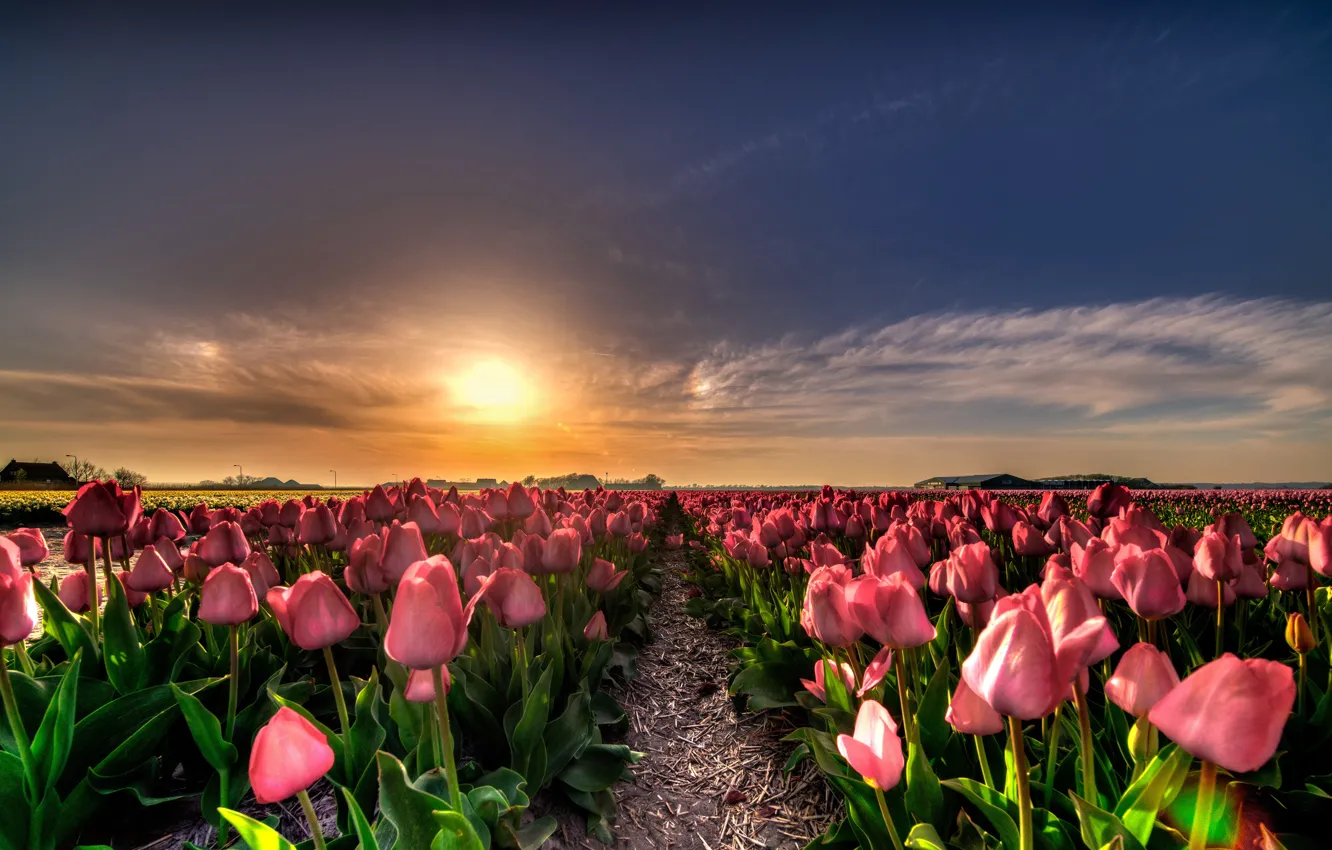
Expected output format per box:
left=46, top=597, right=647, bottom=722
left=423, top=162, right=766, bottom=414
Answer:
left=1286, top=612, right=1315, bottom=654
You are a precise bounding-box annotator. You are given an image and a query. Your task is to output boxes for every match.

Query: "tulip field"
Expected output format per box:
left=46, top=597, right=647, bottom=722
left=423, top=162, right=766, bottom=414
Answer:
left=680, top=485, right=1332, bottom=850
left=1, top=483, right=1330, bottom=850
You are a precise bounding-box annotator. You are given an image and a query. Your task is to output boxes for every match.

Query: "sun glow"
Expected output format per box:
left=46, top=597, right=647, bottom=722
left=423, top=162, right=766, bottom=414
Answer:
left=453, top=359, right=534, bottom=420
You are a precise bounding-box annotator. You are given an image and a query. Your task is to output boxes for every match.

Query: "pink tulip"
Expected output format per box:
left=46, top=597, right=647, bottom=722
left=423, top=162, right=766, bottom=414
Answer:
left=380, top=521, right=429, bottom=584
left=406, top=497, right=443, bottom=535
left=1086, top=482, right=1131, bottom=519
left=6, top=528, right=49, bottom=567
left=1268, top=558, right=1309, bottom=591
left=1013, top=521, right=1056, bottom=557
left=836, top=700, right=905, bottom=791
left=147, top=508, right=186, bottom=543
left=1104, top=643, right=1179, bottom=717
left=62, top=529, right=92, bottom=567
left=847, top=573, right=936, bottom=649
left=240, top=550, right=281, bottom=598
left=1148, top=654, right=1294, bottom=773
left=962, top=587, right=1063, bottom=719
left=587, top=558, right=628, bottom=593
left=1186, top=567, right=1236, bottom=608
left=59, top=571, right=100, bottom=613
left=855, top=646, right=895, bottom=698
left=62, top=481, right=141, bottom=538
left=197, top=521, right=251, bottom=568
left=506, top=482, right=536, bottom=520
left=404, top=666, right=451, bottom=703
left=199, top=563, right=259, bottom=626
left=267, top=571, right=360, bottom=650
left=1110, top=549, right=1186, bottom=620
left=485, top=568, right=546, bottom=629
left=365, top=485, right=397, bottom=522
left=943, top=542, right=1000, bottom=604
left=385, top=556, right=488, bottom=669
left=583, top=610, right=609, bottom=642
left=249, top=707, right=336, bottom=804
left=0, top=549, right=38, bottom=646
left=946, top=678, right=1004, bottom=735
left=127, top=544, right=176, bottom=592
left=801, top=565, right=863, bottom=647
left=862, top=536, right=926, bottom=588
left=1264, top=512, right=1317, bottom=565
left=542, top=527, right=582, bottom=574
left=800, top=658, right=857, bottom=703
left=297, top=503, right=338, bottom=546
left=1193, top=532, right=1243, bottom=583
left=1036, top=492, right=1069, bottom=527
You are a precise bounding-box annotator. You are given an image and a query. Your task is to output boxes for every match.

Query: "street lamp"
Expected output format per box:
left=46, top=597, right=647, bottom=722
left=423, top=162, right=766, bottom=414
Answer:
left=66, top=454, right=78, bottom=484
left=234, top=464, right=243, bottom=489
left=330, top=470, right=337, bottom=488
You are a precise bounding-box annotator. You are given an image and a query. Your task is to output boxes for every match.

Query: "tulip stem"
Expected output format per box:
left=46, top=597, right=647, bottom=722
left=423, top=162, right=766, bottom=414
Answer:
left=0, top=653, right=37, bottom=804
left=974, top=734, right=995, bottom=788
left=1042, top=703, right=1063, bottom=806
left=1306, top=567, right=1318, bottom=647
left=13, top=640, right=35, bottom=677
left=1188, top=761, right=1217, bottom=850
left=1073, top=683, right=1096, bottom=806
left=1215, top=581, right=1224, bottom=659
left=86, top=537, right=100, bottom=642
left=432, top=665, right=460, bottom=808
left=1298, top=652, right=1307, bottom=716
left=1008, top=716, right=1033, bottom=850
left=297, top=789, right=327, bottom=850
left=873, top=785, right=906, bottom=850
left=322, top=647, right=352, bottom=782
left=892, top=651, right=915, bottom=744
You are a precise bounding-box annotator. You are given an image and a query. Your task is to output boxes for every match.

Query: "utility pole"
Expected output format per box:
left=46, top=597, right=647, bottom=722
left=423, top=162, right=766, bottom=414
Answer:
left=66, top=454, right=79, bottom=484
left=330, top=469, right=337, bottom=488
left=234, top=463, right=243, bottom=489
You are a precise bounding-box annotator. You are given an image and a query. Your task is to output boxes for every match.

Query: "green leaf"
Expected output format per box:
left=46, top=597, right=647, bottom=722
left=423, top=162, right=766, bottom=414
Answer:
left=101, top=570, right=146, bottom=694
left=905, top=741, right=944, bottom=828
left=730, top=660, right=803, bottom=710
left=342, top=786, right=379, bottom=850
left=557, top=744, right=637, bottom=793
left=349, top=670, right=386, bottom=781
left=543, top=687, right=594, bottom=785
left=219, top=808, right=298, bottom=850
left=429, top=810, right=485, bottom=850
left=1072, top=793, right=1145, bottom=850
left=32, top=577, right=99, bottom=666
left=0, top=752, right=29, bottom=850
left=377, top=751, right=450, bottom=850
left=905, top=822, right=947, bottom=850
left=915, top=655, right=951, bottom=755
left=507, top=665, right=553, bottom=783
left=941, top=777, right=1020, bottom=850
left=171, top=683, right=237, bottom=774
left=504, top=815, right=558, bottom=850
left=31, top=651, right=81, bottom=794
left=1114, top=744, right=1191, bottom=847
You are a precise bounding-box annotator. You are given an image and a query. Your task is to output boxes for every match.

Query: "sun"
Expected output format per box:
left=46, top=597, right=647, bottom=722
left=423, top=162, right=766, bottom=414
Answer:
left=453, top=359, right=534, bottom=420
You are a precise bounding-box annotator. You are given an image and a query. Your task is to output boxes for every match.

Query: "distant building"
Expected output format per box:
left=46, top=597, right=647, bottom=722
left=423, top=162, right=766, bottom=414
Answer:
left=1, top=459, right=79, bottom=485
left=913, top=473, right=1038, bottom=490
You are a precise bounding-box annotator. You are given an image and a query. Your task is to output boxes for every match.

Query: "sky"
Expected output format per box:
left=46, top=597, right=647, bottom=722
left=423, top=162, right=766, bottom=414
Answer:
left=1, top=3, right=1330, bottom=487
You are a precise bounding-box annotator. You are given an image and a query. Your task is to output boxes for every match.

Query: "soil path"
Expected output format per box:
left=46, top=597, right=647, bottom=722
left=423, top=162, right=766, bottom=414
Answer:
left=599, top=550, right=840, bottom=849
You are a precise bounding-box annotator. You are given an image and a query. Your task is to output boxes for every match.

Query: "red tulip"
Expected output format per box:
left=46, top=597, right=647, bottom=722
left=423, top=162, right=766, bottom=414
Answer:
left=63, top=481, right=141, bottom=538
left=365, top=485, right=397, bottom=522
left=506, top=482, right=536, bottom=520
left=267, top=571, right=360, bottom=650
left=836, top=700, right=905, bottom=791
left=1148, top=654, right=1294, bottom=773
left=1087, top=482, right=1131, bottom=519
left=847, top=572, right=936, bottom=649
left=385, top=555, right=489, bottom=669
left=380, top=521, right=429, bottom=584
left=249, top=707, right=336, bottom=804
left=187, top=503, right=212, bottom=535
left=199, top=563, right=259, bottom=626
left=127, top=544, right=176, bottom=592
left=6, top=528, right=49, bottom=567
left=583, top=610, right=609, bottom=642
left=946, top=678, right=1004, bottom=735
left=1105, top=643, right=1179, bottom=717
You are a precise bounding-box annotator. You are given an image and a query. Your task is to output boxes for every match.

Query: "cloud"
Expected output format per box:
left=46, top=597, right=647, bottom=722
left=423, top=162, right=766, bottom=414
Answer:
left=686, top=296, right=1332, bottom=440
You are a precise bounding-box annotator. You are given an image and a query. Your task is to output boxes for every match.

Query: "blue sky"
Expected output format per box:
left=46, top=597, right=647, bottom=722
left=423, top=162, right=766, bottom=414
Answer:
left=1, top=3, right=1329, bottom=485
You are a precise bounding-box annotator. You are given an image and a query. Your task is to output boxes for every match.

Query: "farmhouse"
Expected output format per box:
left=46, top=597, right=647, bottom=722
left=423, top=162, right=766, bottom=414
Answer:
left=912, top=473, right=1038, bottom=490
left=1, top=459, right=79, bottom=485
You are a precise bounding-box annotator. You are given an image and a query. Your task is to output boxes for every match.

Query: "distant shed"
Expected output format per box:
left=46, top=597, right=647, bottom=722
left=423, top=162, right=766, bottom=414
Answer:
left=1, top=459, right=79, bottom=485
left=913, top=473, right=1038, bottom=490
